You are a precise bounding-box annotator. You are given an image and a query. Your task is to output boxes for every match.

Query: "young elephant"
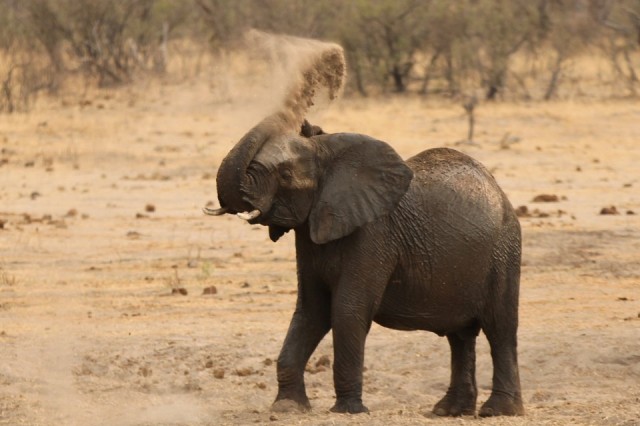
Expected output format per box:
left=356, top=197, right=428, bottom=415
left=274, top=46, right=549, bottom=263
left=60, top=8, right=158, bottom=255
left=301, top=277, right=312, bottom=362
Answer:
left=205, top=113, right=524, bottom=417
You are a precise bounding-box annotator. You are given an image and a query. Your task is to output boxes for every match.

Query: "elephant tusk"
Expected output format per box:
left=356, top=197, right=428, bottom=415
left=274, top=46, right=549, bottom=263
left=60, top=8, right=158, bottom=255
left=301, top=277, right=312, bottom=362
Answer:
left=237, top=209, right=261, bottom=221
left=203, top=206, right=228, bottom=216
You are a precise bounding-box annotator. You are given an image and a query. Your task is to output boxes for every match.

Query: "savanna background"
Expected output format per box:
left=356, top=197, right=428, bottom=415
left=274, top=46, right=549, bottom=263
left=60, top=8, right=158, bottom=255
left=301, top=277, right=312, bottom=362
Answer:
left=1, top=1, right=639, bottom=425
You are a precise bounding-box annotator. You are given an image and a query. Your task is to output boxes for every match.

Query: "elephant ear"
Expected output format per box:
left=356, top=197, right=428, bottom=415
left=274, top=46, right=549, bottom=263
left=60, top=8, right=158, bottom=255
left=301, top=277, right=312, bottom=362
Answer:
left=309, top=135, right=413, bottom=244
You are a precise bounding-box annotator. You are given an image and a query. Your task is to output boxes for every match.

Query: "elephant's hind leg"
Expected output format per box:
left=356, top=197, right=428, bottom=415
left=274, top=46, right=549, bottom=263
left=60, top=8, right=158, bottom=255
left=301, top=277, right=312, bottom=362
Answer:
left=479, top=324, right=524, bottom=416
left=433, top=330, right=478, bottom=416
left=479, top=253, right=524, bottom=416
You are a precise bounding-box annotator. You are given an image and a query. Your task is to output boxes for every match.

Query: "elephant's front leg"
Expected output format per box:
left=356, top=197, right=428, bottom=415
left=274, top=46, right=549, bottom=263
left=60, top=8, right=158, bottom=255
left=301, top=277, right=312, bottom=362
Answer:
left=329, top=273, right=388, bottom=414
left=272, top=286, right=331, bottom=413
left=330, top=304, right=371, bottom=414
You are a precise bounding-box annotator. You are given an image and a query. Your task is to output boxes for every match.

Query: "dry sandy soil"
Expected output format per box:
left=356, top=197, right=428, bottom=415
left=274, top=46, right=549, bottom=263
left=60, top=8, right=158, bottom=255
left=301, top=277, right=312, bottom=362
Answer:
left=1, top=79, right=639, bottom=425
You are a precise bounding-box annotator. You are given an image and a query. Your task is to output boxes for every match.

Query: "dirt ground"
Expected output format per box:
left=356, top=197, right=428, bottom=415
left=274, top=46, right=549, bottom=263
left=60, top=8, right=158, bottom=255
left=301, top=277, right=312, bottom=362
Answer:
left=1, top=80, right=639, bottom=425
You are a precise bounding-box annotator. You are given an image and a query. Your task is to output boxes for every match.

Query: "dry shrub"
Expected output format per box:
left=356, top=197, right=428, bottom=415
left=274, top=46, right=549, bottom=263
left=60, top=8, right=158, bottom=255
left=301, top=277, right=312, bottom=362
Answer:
left=0, top=54, right=50, bottom=113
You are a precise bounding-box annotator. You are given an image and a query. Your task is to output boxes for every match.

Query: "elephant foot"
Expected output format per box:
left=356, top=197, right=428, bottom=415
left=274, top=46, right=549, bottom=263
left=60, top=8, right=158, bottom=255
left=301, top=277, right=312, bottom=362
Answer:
left=330, top=398, right=369, bottom=414
left=479, top=392, right=524, bottom=417
left=271, top=398, right=311, bottom=413
left=432, top=389, right=476, bottom=417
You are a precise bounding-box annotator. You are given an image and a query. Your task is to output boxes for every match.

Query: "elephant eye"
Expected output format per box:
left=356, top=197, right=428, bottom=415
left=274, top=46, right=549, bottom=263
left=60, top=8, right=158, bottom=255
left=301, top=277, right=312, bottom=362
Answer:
left=279, top=167, right=293, bottom=182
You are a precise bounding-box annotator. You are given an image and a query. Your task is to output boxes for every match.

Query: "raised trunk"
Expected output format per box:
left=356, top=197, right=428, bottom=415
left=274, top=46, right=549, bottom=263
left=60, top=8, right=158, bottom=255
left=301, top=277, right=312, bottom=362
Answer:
left=216, top=113, right=291, bottom=213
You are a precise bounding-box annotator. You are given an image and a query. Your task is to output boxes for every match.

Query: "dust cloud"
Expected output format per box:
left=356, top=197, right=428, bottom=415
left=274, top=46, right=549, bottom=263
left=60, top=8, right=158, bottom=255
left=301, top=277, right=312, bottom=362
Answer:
left=243, top=30, right=345, bottom=126
left=212, top=30, right=346, bottom=132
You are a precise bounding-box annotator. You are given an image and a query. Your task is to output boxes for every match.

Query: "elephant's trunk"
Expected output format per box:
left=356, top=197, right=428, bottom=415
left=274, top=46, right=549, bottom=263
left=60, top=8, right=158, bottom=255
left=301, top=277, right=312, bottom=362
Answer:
left=216, top=113, right=294, bottom=214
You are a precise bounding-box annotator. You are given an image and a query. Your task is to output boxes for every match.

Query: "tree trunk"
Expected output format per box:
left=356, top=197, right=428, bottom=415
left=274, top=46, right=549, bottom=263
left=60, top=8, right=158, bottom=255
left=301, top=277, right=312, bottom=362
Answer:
left=391, top=65, right=406, bottom=92
left=444, top=51, right=457, bottom=97
left=486, top=68, right=506, bottom=101
left=544, top=52, right=565, bottom=101
left=351, top=51, right=368, bottom=97
left=623, top=47, right=638, bottom=83
left=419, top=50, right=441, bottom=96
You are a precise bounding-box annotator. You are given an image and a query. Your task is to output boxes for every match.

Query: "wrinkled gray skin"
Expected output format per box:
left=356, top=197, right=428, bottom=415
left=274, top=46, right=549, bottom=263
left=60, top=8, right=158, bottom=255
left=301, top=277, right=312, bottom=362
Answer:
left=212, top=114, right=524, bottom=417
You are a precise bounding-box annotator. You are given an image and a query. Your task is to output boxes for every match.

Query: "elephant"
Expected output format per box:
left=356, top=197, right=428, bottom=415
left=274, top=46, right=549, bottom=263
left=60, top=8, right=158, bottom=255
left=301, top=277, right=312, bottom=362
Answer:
left=205, top=112, right=524, bottom=417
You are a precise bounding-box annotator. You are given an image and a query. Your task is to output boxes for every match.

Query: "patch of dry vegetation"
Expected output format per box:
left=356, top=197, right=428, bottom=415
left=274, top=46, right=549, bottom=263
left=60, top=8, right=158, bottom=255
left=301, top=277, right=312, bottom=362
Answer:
left=2, top=0, right=640, bottom=112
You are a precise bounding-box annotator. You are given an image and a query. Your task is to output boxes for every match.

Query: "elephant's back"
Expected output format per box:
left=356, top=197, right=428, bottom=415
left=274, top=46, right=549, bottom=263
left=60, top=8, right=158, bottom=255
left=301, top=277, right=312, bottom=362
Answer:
left=405, top=147, right=507, bottom=214
left=407, top=147, right=496, bottom=190
left=398, top=147, right=514, bottom=243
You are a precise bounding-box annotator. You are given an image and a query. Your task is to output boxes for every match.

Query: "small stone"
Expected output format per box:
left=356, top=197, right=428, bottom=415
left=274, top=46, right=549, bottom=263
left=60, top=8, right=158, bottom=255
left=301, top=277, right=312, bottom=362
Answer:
left=600, top=206, right=619, bottom=215
left=145, top=204, right=156, bottom=213
left=171, top=288, right=188, bottom=296
left=202, top=286, right=217, bottom=295
left=139, top=366, right=152, bottom=377
left=235, top=367, right=254, bottom=377
left=532, top=194, right=560, bottom=203
left=315, top=355, right=331, bottom=368
left=514, top=205, right=529, bottom=217
left=213, top=369, right=225, bottom=379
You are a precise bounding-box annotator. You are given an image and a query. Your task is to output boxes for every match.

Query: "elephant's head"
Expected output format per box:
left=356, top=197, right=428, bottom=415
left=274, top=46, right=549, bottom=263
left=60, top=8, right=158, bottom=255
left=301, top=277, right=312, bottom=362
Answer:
left=206, top=38, right=411, bottom=243
left=207, top=116, right=414, bottom=244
